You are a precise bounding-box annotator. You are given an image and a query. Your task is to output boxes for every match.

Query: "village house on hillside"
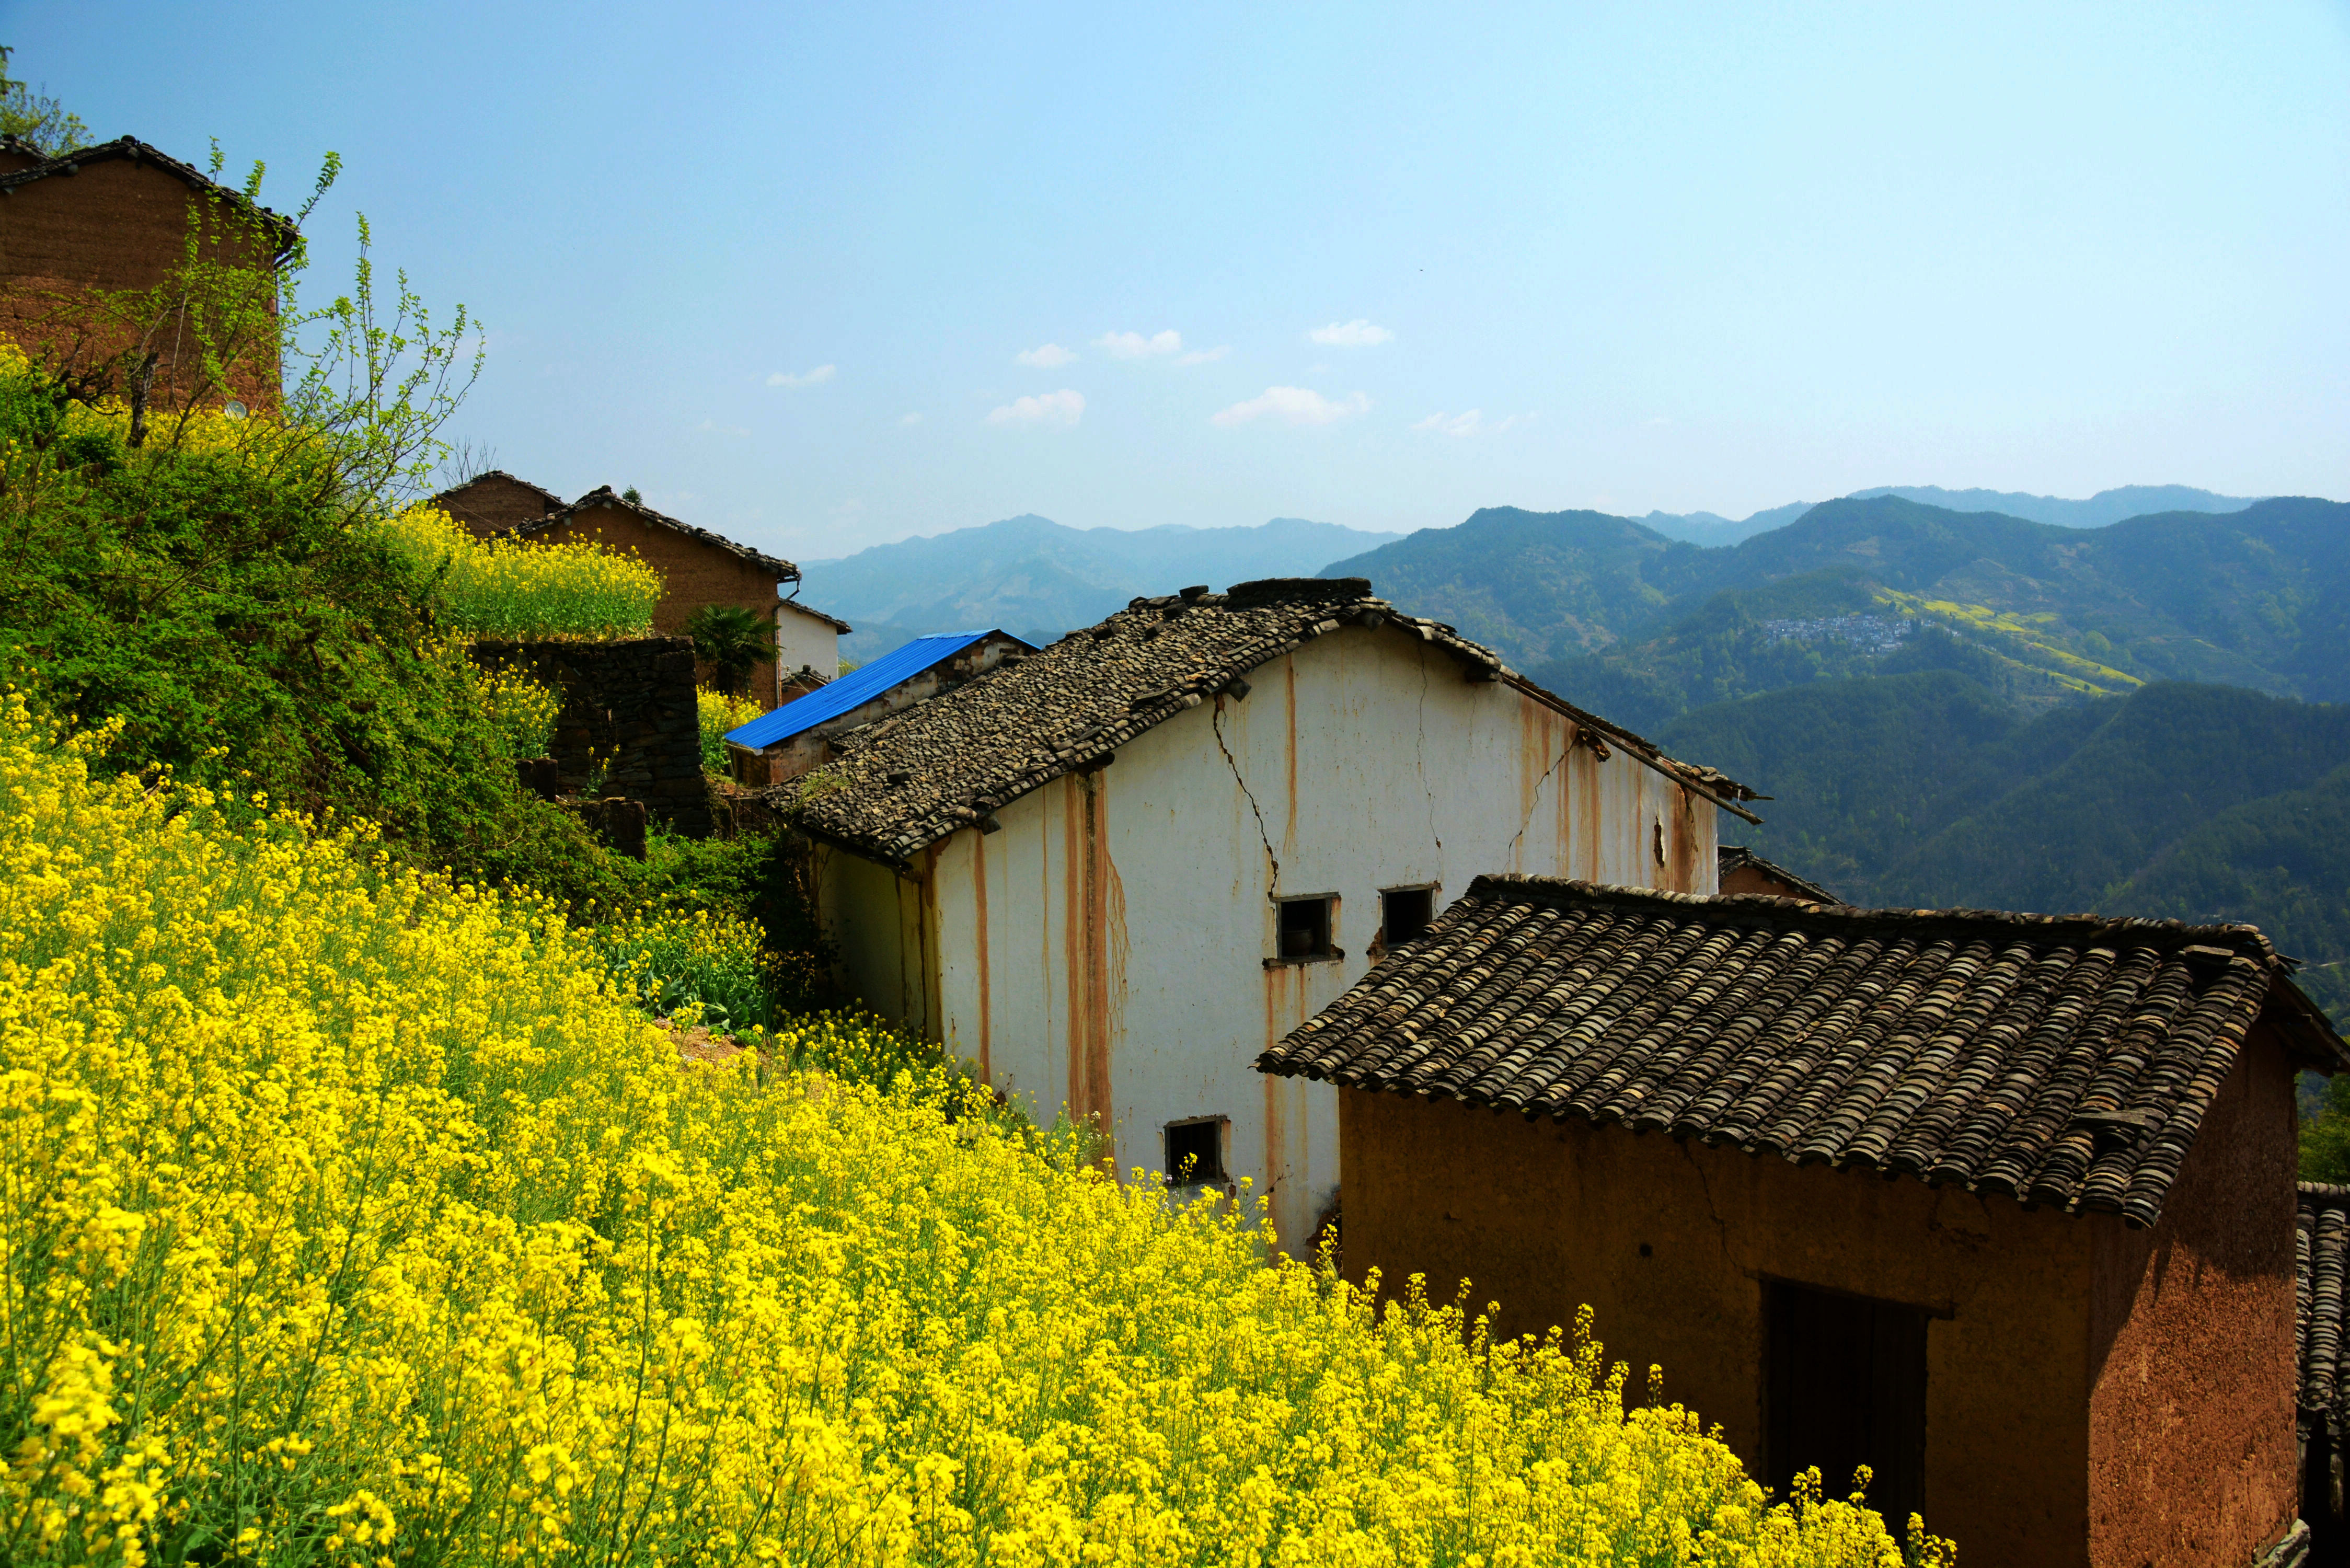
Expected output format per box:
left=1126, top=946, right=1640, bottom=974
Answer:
left=725, top=629, right=1031, bottom=787
left=0, top=135, right=297, bottom=413
left=430, top=478, right=849, bottom=706
left=1259, top=875, right=2349, bottom=1568
left=784, top=577, right=1763, bottom=1251
left=433, top=470, right=566, bottom=538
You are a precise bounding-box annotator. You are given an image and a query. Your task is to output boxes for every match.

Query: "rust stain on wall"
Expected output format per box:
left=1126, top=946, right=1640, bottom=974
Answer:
left=971, top=827, right=992, bottom=1082
left=1264, top=961, right=1295, bottom=1208
left=1283, top=659, right=1299, bottom=854
left=1579, top=747, right=1604, bottom=883
left=1669, top=785, right=1701, bottom=893
left=1061, top=770, right=1120, bottom=1165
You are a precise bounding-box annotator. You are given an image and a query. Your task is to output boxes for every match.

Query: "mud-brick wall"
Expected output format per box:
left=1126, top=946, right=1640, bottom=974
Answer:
left=471, top=636, right=711, bottom=837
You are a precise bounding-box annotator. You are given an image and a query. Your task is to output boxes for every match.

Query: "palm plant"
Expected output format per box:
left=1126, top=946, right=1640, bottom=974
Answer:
left=685, top=603, right=770, bottom=696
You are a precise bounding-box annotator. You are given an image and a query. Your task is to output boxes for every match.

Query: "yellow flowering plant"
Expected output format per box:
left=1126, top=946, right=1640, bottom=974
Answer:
left=698, top=686, right=766, bottom=775
left=0, top=689, right=1948, bottom=1567
left=383, top=504, right=665, bottom=641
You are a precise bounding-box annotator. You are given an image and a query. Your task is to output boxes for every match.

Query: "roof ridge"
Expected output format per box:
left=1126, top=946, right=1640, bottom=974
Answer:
left=517, top=485, right=799, bottom=581
left=0, top=135, right=302, bottom=256
left=1458, top=873, right=2286, bottom=959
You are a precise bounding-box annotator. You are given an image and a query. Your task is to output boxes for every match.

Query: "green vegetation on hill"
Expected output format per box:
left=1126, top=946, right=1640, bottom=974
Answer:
left=1329, top=493, right=2350, bottom=728
left=1660, top=676, right=2350, bottom=1026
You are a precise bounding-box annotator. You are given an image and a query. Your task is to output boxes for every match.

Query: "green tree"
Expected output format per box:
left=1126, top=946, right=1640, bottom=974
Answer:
left=0, top=46, right=88, bottom=155
left=687, top=604, right=770, bottom=696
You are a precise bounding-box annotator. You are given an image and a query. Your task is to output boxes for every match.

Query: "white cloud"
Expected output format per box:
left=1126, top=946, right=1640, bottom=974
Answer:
left=1176, top=345, right=1230, bottom=365
left=1096, top=329, right=1183, bottom=360
left=900, top=412, right=925, bottom=425
left=1412, top=409, right=1536, bottom=437
left=985, top=388, right=1086, bottom=428
left=767, top=364, right=836, bottom=387
left=1307, top=319, right=1393, bottom=348
left=1016, top=342, right=1077, bottom=368
left=1210, top=386, right=1370, bottom=429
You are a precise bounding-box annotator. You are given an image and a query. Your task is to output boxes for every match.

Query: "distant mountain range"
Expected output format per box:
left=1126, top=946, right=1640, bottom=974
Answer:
left=799, top=514, right=1401, bottom=660
left=1633, top=485, right=2258, bottom=546
left=1319, top=494, right=2350, bottom=730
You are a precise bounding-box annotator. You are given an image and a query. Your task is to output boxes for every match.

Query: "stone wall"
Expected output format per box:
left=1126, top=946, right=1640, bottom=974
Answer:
left=471, top=636, right=711, bottom=837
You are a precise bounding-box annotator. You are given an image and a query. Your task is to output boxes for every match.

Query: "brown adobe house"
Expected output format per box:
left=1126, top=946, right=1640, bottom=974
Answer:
left=513, top=486, right=813, bottom=704
left=1718, top=844, right=1840, bottom=903
left=432, top=470, right=567, bottom=539
left=1259, top=875, right=2348, bottom=1568
left=0, top=135, right=298, bottom=413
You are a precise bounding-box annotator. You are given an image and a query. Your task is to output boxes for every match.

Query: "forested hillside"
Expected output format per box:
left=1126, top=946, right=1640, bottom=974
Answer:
left=1663, top=676, right=2350, bottom=1022
left=1324, top=494, right=2350, bottom=731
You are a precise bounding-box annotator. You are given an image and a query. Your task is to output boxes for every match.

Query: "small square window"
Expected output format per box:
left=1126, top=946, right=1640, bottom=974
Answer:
left=1165, top=1119, right=1226, bottom=1185
left=1381, top=886, right=1435, bottom=946
left=1277, top=895, right=1335, bottom=960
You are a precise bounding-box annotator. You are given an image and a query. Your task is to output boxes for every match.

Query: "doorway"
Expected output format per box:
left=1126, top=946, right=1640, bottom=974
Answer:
left=1766, top=1279, right=1929, bottom=1530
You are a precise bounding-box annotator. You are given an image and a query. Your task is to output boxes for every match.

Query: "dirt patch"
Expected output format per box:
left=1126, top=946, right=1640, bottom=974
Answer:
left=652, top=1016, right=754, bottom=1069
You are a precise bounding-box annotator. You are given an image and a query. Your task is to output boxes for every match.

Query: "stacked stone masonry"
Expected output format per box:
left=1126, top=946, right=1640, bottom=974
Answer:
left=470, top=636, right=710, bottom=838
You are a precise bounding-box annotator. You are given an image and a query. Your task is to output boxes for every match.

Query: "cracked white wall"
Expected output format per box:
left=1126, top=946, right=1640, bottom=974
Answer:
left=817, top=619, right=1720, bottom=1255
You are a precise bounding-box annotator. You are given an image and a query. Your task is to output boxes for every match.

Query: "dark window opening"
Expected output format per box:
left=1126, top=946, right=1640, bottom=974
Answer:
left=1277, top=895, right=1335, bottom=960
left=1164, top=1119, right=1225, bottom=1185
left=1766, top=1281, right=1928, bottom=1529
left=1381, top=886, right=1435, bottom=946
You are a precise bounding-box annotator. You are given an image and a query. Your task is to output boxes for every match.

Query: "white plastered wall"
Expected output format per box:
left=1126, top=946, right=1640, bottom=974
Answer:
left=815, top=621, right=1720, bottom=1253
left=775, top=601, right=843, bottom=679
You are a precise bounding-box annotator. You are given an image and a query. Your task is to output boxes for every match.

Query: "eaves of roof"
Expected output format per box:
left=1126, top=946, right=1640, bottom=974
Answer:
left=778, top=597, right=854, bottom=633
left=0, top=136, right=302, bottom=259
left=780, top=577, right=1762, bottom=869
left=1260, top=873, right=2350, bottom=1228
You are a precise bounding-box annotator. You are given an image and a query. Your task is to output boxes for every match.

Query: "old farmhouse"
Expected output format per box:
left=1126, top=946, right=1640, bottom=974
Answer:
left=788, top=577, right=1762, bottom=1251
left=434, top=469, right=566, bottom=538
left=0, top=135, right=297, bottom=412
left=512, top=485, right=814, bottom=704
left=1258, top=874, right=2349, bottom=1568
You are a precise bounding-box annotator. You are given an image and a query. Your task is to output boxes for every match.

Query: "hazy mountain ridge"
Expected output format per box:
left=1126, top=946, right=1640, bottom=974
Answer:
left=1558, top=485, right=2256, bottom=549
left=802, top=514, right=1402, bottom=660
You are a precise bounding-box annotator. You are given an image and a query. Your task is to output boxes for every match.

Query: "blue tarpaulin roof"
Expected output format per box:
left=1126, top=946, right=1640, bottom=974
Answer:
left=724, top=631, right=1018, bottom=751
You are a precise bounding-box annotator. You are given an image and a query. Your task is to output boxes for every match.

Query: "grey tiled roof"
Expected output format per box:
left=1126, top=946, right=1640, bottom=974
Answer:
left=0, top=136, right=301, bottom=257
left=519, top=486, right=799, bottom=581
left=782, top=578, right=1759, bottom=866
left=2302, top=1183, right=2350, bottom=1437
left=1259, top=875, right=2346, bottom=1227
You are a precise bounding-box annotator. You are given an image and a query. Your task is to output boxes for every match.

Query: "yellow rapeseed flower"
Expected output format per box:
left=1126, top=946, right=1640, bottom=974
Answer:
left=0, top=688, right=1949, bottom=1566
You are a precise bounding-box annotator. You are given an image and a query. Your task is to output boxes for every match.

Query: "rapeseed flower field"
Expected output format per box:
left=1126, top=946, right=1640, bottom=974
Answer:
left=698, top=687, right=767, bottom=775
left=0, top=691, right=1942, bottom=1566
left=381, top=504, right=665, bottom=640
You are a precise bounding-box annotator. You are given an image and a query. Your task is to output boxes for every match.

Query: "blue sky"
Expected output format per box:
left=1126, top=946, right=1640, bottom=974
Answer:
left=9, top=2, right=2348, bottom=559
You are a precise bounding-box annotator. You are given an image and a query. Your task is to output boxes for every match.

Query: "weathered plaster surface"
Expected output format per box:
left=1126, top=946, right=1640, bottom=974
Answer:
left=818, top=620, right=1715, bottom=1252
